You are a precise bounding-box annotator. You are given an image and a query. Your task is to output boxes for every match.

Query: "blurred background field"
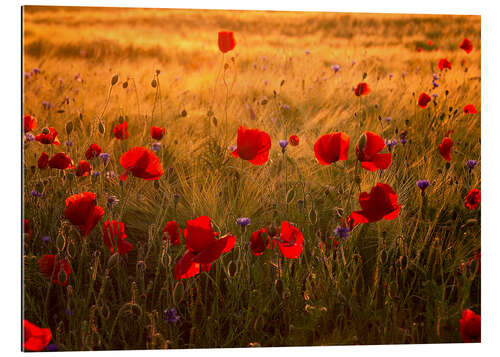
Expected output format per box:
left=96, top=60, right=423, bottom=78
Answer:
left=22, top=6, right=481, bottom=350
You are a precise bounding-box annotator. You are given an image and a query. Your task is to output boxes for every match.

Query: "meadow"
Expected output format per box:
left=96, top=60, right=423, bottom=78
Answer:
left=22, top=6, right=481, bottom=350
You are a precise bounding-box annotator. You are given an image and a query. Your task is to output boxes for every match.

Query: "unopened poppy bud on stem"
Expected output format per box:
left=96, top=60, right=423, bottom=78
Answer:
left=357, top=133, right=367, bottom=152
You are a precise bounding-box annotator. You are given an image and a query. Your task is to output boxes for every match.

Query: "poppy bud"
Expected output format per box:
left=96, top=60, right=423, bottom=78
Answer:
left=122, top=81, right=128, bottom=88
left=357, top=133, right=367, bottom=152
left=181, top=109, right=187, bottom=117
left=308, top=208, right=317, bottom=224
left=57, top=268, right=68, bottom=285
left=111, top=74, right=119, bottom=86
left=297, top=199, right=304, bottom=210
left=137, top=261, right=147, bottom=272
left=267, top=225, right=278, bottom=237
left=65, top=121, right=73, bottom=135
left=30, top=165, right=36, bottom=174
left=227, top=261, right=238, bottom=277
left=107, top=252, right=120, bottom=269
left=224, top=63, right=229, bottom=70
left=151, top=79, right=157, bottom=88
left=275, top=279, right=284, bottom=296
left=98, top=122, right=105, bottom=134
left=173, top=281, right=184, bottom=305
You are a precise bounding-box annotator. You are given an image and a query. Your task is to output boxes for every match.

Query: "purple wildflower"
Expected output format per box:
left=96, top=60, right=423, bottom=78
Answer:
left=385, top=139, right=397, bottom=150
left=65, top=140, right=73, bottom=148
left=305, top=50, right=311, bottom=55
left=107, top=195, right=119, bottom=209
left=42, top=236, right=50, bottom=244
left=279, top=140, right=289, bottom=149
left=229, top=145, right=236, bottom=153
left=152, top=142, right=162, bottom=152
left=466, top=160, right=478, bottom=170
left=416, top=180, right=430, bottom=191
left=25, top=133, right=35, bottom=142
left=236, top=217, right=251, bottom=227
left=333, top=226, right=350, bottom=239
left=432, top=80, right=439, bottom=88
left=99, top=152, right=110, bottom=164
left=331, top=64, right=341, bottom=73
left=45, top=343, right=58, bottom=352
left=385, top=117, right=392, bottom=122
left=164, top=308, right=180, bottom=323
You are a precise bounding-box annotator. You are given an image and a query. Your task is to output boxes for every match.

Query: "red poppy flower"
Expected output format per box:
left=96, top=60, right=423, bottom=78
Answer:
left=417, top=47, right=422, bottom=52
left=319, top=238, right=339, bottom=255
left=151, top=126, right=166, bottom=140
left=351, top=183, right=401, bottom=224
left=85, top=143, right=102, bottom=160
left=343, top=214, right=358, bottom=231
left=231, top=126, right=271, bottom=165
left=418, top=92, right=432, bottom=108
left=460, top=38, right=473, bottom=54
left=356, top=132, right=392, bottom=171
left=24, top=218, right=33, bottom=241
left=174, top=216, right=236, bottom=280
left=174, top=251, right=212, bottom=280
left=76, top=160, right=91, bottom=177
left=103, top=220, right=133, bottom=255
left=428, top=40, right=434, bottom=47
left=23, top=320, right=52, bottom=352
left=439, top=137, right=453, bottom=162
left=24, top=115, right=37, bottom=133
left=314, top=132, right=350, bottom=165
left=289, top=134, right=299, bottom=146
left=48, top=152, right=74, bottom=170
left=35, top=127, right=60, bottom=145
left=218, top=31, right=236, bottom=53
left=438, top=58, right=452, bottom=71
left=38, top=254, right=71, bottom=286
left=276, top=221, right=303, bottom=259
left=64, top=192, right=105, bottom=237
left=465, top=253, right=481, bottom=274
left=354, top=82, right=370, bottom=96
left=464, top=104, right=477, bottom=114
left=119, top=147, right=164, bottom=181
left=113, top=121, right=129, bottom=140
left=460, top=309, right=481, bottom=342
left=250, top=228, right=270, bottom=256
left=465, top=188, right=481, bottom=210
left=162, top=220, right=181, bottom=246
left=37, top=152, right=49, bottom=169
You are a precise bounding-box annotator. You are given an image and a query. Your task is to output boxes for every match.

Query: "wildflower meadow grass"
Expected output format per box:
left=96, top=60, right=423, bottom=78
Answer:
left=22, top=7, right=480, bottom=351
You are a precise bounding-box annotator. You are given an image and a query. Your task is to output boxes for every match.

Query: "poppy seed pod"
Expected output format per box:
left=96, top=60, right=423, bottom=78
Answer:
left=42, top=127, right=50, bottom=135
